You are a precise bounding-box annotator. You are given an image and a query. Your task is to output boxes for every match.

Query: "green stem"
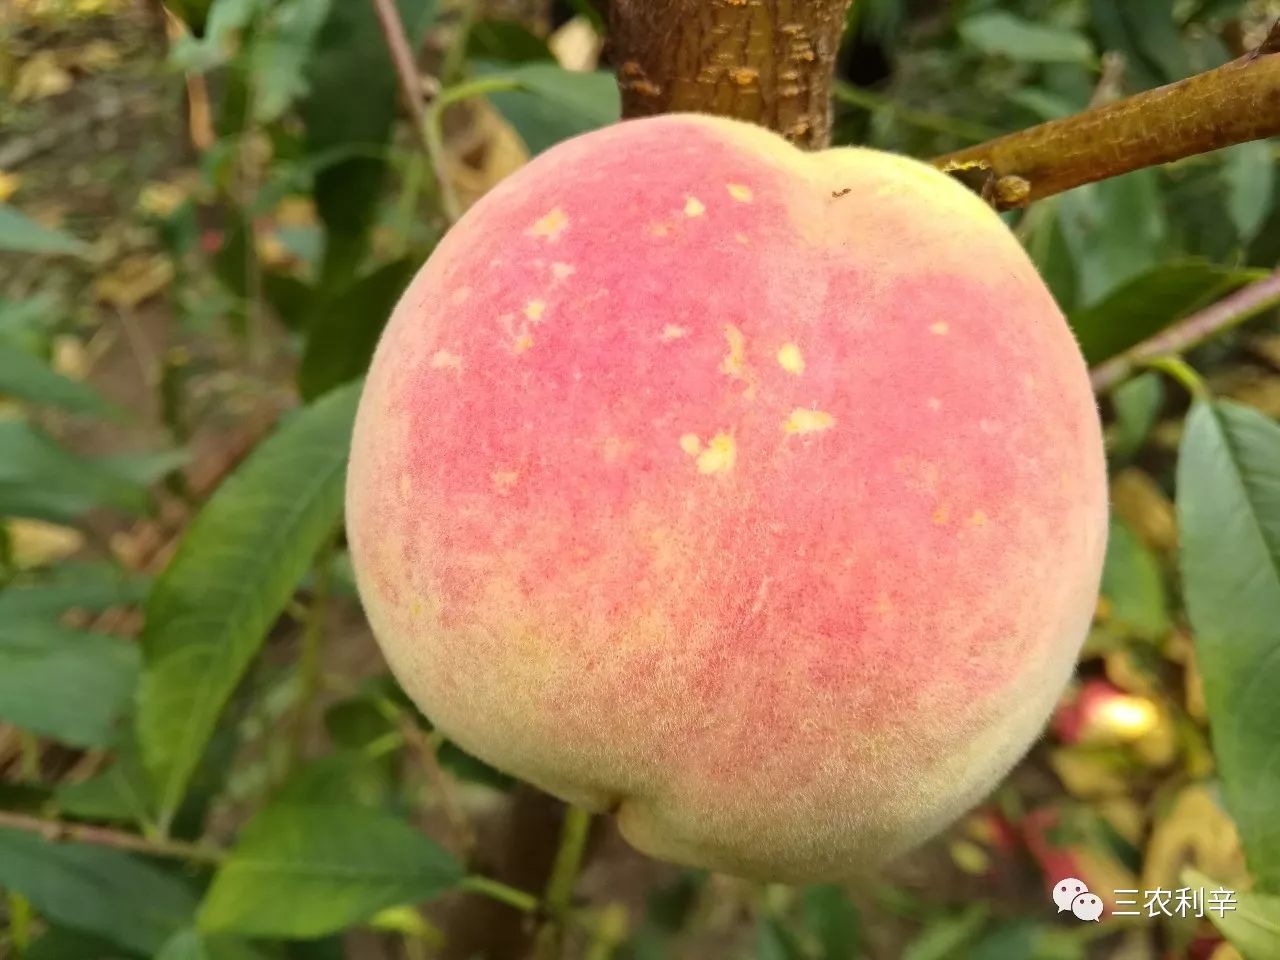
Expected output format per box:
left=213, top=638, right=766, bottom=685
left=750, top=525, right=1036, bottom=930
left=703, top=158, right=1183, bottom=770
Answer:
left=459, top=875, right=540, bottom=913
left=288, top=540, right=335, bottom=775
left=533, top=805, right=593, bottom=959
left=1144, top=356, right=1211, bottom=402
left=424, top=76, right=524, bottom=223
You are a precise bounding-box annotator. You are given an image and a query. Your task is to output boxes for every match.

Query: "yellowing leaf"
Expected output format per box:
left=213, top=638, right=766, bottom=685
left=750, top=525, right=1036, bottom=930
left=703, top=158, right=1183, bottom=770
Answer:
left=7, top=518, right=85, bottom=569
left=94, top=254, right=174, bottom=308
left=0, top=171, right=20, bottom=203
left=12, top=52, right=73, bottom=102
left=1143, top=785, right=1248, bottom=894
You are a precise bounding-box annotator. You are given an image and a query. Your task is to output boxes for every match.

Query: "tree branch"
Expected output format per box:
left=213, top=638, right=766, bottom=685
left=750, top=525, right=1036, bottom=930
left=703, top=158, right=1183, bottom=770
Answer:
left=0, top=809, right=225, bottom=864
left=934, top=19, right=1280, bottom=210
left=369, top=0, right=433, bottom=157
left=610, top=0, right=852, bottom=148
left=1090, top=268, right=1280, bottom=393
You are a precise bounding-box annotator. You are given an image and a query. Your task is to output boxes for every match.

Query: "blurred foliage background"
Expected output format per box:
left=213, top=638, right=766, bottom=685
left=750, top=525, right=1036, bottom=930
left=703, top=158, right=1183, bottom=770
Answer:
left=1, top=0, right=1279, bottom=958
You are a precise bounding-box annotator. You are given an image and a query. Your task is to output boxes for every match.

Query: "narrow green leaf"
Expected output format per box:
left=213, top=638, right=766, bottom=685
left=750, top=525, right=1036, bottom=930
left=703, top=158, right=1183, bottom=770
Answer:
left=155, top=928, right=270, bottom=960
left=137, top=382, right=361, bottom=824
left=1100, top=516, right=1169, bottom=639
left=1186, top=868, right=1280, bottom=960
left=298, top=258, right=415, bottom=400
left=198, top=803, right=462, bottom=937
left=1059, top=170, right=1169, bottom=309
left=959, top=12, right=1094, bottom=64
left=0, top=205, right=90, bottom=257
left=1178, top=401, right=1280, bottom=890
left=0, top=561, right=150, bottom=623
left=479, top=62, right=621, bottom=155
left=1222, top=140, right=1276, bottom=246
left=1068, top=260, right=1259, bottom=366
left=902, top=904, right=990, bottom=960
left=0, top=828, right=197, bottom=954
left=0, top=343, right=114, bottom=416
left=801, top=885, right=861, bottom=960
left=0, top=421, right=151, bottom=522
left=0, top=623, right=139, bottom=748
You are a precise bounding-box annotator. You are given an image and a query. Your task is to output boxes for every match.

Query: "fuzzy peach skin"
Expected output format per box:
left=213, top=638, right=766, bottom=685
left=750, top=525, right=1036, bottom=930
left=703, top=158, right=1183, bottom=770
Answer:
left=346, top=113, right=1108, bottom=882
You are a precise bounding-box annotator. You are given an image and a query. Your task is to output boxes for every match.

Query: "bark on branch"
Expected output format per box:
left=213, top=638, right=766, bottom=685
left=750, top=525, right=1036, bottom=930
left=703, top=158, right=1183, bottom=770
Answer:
left=933, top=19, right=1280, bottom=210
left=609, top=0, right=852, bottom=149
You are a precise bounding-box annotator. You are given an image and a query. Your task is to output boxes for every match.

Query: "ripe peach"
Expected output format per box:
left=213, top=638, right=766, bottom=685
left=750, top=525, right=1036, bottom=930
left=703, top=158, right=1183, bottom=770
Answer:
left=346, top=114, right=1108, bottom=881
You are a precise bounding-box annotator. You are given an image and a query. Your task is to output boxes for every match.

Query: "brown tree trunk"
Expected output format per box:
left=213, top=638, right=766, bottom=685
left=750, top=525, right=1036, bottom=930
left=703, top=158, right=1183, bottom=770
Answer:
left=609, top=0, right=852, bottom=149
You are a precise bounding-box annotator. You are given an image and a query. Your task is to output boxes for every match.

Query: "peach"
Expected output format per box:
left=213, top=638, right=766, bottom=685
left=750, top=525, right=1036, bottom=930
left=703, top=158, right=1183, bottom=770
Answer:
left=345, top=114, right=1108, bottom=881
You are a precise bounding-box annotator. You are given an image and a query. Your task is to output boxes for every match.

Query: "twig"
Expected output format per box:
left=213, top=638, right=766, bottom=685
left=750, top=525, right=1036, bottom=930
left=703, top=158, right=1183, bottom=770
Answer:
left=532, top=806, right=593, bottom=960
left=395, top=713, right=477, bottom=861
left=369, top=0, right=434, bottom=157
left=424, top=76, right=524, bottom=222
left=0, top=810, right=225, bottom=864
left=458, top=875, right=540, bottom=914
left=1090, top=268, right=1280, bottom=393
left=934, top=19, right=1280, bottom=210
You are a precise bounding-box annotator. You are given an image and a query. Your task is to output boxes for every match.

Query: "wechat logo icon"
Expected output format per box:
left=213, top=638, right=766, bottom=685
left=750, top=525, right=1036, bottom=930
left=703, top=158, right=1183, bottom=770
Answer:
left=1054, top=878, right=1103, bottom=922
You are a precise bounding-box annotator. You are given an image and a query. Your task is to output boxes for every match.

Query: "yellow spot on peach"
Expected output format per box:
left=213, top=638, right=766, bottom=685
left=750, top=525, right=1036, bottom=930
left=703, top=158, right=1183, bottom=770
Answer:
left=525, top=299, right=546, bottom=322
left=968, top=510, right=988, bottom=527
left=684, top=196, right=705, bottom=218
left=696, top=432, right=736, bottom=474
left=927, top=397, right=941, bottom=412
left=661, top=324, right=689, bottom=342
left=726, top=183, right=754, bottom=203
left=679, top=433, right=703, bottom=456
left=550, top=261, right=575, bottom=281
left=777, top=342, right=805, bottom=375
left=932, top=503, right=951, bottom=525
left=720, top=324, right=747, bottom=378
left=873, top=594, right=894, bottom=616
left=491, top=469, right=519, bottom=494
left=929, top=322, right=949, bottom=336
left=449, top=287, right=471, bottom=305
left=409, top=597, right=424, bottom=617
left=527, top=206, right=568, bottom=241
left=429, top=349, right=463, bottom=373
left=649, top=222, right=670, bottom=238
left=734, top=232, right=749, bottom=245
left=783, top=408, right=835, bottom=435
left=513, top=332, right=534, bottom=354
left=399, top=472, right=412, bottom=497
left=602, top=437, right=625, bottom=463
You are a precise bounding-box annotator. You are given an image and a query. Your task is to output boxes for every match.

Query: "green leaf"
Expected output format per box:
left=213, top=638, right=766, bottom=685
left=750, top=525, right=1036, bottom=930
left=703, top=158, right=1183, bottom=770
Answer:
left=0, top=828, right=197, bottom=954
left=959, top=12, right=1094, bottom=64
left=1059, top=169, right=1169, bottom=307
left=0, top=205, right=90, bottom=257
left=902, top=904, right=990, bottom=960
left=302, top=0, right=437, bottom=284
left=1101, top=516, right=1169, bottom=639
left=250, top=0, right=333, bottom=123
left=1067, top=259, right=1258, bottom=366
left=0, top=561, right=150, bottom=623
left=1178, top=401, right=1280, bottom=890
left=24, top=926, right=134, bottom=960
left=155, top=928, right=270, bottom=960
left=198, top=802, right=462, bottom=937
left=479, top=62, right=621, bottom=155
left=468, top=19, right=555, bottom=63
left=1222, top=140, right=1276, bottom=246
left=0, top=623, right=139, bottom=747
left=755, top=917, right=804, bottom=960
left=54, top=733, right=152, bottom=824
left=0, top=342, right=114, bottom=416
left=1185, top=868, right=1280, bottom=960
left=1108, top=372, right=1164, bottom=459
left=298, top=258, right=415, bottom=400
left=0, top=421, right=151, bottom=522
left=800, top=885, right=861, bottom=960
left=136, top=382, right=361, bottom=825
